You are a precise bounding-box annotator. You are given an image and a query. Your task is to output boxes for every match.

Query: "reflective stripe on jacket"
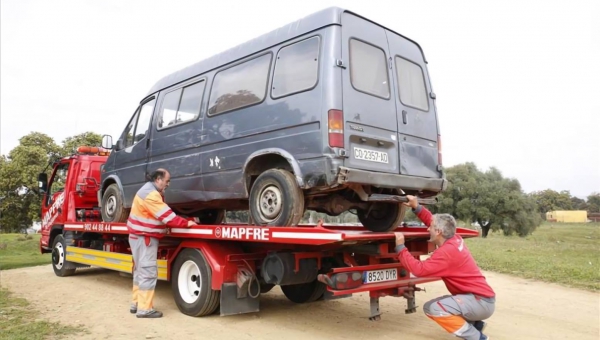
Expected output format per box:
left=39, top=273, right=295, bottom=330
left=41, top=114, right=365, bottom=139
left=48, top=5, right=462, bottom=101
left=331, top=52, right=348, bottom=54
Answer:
left=127, top=181, right=188, bottom=238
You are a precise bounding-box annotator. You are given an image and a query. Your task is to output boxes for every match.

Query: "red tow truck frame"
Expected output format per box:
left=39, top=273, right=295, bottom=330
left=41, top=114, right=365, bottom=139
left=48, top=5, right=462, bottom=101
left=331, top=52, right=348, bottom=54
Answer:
left=39, top=147, right=479, bottom=320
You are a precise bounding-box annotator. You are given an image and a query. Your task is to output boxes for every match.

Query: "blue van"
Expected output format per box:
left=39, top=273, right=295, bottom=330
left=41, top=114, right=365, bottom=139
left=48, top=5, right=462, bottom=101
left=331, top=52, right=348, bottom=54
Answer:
left=99, top=7, right=447, bottom=232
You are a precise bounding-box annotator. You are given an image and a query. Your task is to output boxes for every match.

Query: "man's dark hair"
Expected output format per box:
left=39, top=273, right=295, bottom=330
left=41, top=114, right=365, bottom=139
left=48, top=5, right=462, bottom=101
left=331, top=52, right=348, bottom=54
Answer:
left=149, top=169, right=168, bottom=181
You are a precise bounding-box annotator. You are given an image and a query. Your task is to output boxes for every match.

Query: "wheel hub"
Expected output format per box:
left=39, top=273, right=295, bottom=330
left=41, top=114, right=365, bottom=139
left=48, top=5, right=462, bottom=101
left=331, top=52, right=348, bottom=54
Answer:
left=105, top=196, right=116, bottom=217
left=258, top=185, right=282, bottom=221
left=53, top=242, right=65, bottom=270
left=178, top=260, right=202, bottom=304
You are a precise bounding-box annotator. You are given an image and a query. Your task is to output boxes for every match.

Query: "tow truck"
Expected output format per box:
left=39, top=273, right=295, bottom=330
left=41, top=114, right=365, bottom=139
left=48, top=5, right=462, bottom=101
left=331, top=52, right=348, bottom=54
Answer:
left=37, top=146, right=479, bottom=319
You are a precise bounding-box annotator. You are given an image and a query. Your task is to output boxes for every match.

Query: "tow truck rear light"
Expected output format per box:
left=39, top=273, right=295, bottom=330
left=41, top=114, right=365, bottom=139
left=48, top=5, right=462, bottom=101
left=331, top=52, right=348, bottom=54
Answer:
left=317, top=271, right=363, bottom=290
left=328, top=109, right=344, bottom=148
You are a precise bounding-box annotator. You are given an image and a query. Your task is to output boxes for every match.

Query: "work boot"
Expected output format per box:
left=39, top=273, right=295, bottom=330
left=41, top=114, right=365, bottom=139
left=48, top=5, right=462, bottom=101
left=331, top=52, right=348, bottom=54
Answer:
left=130, top=307, right=137, bottom=314
left=473, top=320, right=487, bottom=333
left=136, top=310, right=163, bottom=318
left=479, top=333, right=489, bottom=340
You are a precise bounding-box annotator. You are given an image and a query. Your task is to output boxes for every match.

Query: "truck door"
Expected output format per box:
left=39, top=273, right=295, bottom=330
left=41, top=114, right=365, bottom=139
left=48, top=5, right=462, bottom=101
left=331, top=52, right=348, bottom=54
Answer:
left=384, top=31, right=440, bottom=178
left=112, top=96, right=156, bottom=205
left=340, top=12, right=400, bottom=175
left=41, top=160, right=70, bottom=232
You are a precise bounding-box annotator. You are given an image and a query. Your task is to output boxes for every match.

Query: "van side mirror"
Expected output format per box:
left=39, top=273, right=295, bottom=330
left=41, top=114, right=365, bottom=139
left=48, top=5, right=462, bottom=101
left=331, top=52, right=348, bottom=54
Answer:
left=38, top=173, right=48, bottom=194
left=101, top=135, right=114, bottom=149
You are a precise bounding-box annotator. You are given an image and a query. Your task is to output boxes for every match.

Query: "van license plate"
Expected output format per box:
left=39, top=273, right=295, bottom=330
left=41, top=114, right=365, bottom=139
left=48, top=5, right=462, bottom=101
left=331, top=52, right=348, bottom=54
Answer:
left=363, top=268, right=397, bottom=284
left=353, top=147, right=389, bottom=163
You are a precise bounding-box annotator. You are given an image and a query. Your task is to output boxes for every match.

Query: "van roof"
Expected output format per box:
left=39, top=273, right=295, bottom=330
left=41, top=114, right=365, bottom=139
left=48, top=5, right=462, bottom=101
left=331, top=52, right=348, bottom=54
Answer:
left=144, top=6, right=424, bottom=98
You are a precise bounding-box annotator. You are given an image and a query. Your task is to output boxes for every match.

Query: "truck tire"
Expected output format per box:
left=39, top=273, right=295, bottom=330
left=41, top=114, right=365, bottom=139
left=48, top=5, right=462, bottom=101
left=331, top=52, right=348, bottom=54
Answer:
left=358, top=203, right=406, bottom=232
left=281, top=279, right=326, bottom=303
left=101, top=184, right=129, bottom=223
left=249, top=169, right=304, bottom=226
left=171, top=248, right=220, bottom=317
left=51, top=234, right=76, bottom=277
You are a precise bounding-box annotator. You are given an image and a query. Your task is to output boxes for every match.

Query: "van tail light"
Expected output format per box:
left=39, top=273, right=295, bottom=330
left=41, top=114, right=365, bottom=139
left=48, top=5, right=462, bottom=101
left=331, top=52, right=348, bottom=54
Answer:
left=328, top=109, right=344, bottom=148
left=437, top=134, right=443, bottom=166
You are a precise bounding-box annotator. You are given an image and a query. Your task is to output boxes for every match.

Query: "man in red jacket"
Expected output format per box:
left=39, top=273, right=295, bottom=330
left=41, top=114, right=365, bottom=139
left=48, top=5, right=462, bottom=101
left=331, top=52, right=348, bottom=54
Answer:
left=395, top=195, right=495, bottom=340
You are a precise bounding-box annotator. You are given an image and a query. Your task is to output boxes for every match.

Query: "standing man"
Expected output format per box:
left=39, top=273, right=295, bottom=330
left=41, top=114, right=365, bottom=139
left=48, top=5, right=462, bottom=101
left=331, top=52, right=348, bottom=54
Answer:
left=394, top=195, right=495, bottom=340
left=127, top=168, right=197, bottom=318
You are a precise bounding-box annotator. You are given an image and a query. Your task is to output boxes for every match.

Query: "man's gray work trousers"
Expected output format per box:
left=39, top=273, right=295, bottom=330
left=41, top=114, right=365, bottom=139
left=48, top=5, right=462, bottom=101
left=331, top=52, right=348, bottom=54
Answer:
left=129, top=234, right=159, bottom=316
left=423, top=294, right=495, bottom=340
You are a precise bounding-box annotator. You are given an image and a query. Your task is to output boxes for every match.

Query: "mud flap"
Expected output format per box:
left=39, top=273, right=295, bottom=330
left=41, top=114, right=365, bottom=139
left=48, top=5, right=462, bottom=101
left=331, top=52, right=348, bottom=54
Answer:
left=219, top=283, right=260, bottom=316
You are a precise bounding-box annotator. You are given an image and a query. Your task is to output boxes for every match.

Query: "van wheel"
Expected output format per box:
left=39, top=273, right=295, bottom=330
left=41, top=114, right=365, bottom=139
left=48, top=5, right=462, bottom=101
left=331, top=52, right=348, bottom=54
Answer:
left=171, top=248, right=220, bottom=317
left=358, top=203, right=406, bottom=232
left=281, top=279, right=326, bottom=303
left=249, top=169, right=304, bottom=226
left=195, top=209, right=225, bottom=225
left=101, top=184, right=129, bottom=223
left=51, top=234, right=76, bottom=277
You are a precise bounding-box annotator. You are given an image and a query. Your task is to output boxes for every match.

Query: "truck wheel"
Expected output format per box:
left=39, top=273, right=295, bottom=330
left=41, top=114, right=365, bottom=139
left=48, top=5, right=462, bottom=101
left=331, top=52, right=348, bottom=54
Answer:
left=249, top=169, right=304, bottom=226
left=51, top=234, right=76, bottom=277
left=171, top=248, right=220, bottom=317
left=358, top=203, right=406, bottom=232
left=281, top=279, right=326, bottom=303
left=101, top=184, right=129, bottom=223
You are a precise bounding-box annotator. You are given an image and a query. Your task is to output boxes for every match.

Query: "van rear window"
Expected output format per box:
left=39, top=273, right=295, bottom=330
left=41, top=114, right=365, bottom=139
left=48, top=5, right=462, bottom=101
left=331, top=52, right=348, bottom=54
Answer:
left=272, top=36, right=320, bottom=98
left=395, top=57, right=429, bottom=111
left=349, top=39, right=390, bottom=99
left=208, top=53, right=272, bottom=115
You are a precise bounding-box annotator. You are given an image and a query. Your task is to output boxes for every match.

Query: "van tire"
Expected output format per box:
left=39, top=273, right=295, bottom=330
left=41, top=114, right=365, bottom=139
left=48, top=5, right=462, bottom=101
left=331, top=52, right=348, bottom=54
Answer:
left=101, top=184, right=129, bottom=223
left=249, top=169, right=304, bottom=226
left=358, top=203, right=406, bottom=232
left=281, top=279, right=326, bottom=303
left=195, top=209, right=225, bottom=225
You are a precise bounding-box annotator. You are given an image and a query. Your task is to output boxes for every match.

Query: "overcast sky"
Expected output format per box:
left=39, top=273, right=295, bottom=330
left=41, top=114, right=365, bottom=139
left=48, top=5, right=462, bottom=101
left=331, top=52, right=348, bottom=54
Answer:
left=1, top=0, right=599, bottom=199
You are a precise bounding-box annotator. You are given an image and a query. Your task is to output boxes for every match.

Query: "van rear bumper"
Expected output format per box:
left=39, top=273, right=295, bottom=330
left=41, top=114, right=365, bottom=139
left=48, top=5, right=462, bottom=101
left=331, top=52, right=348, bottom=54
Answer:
left=336, top=166, right=448, bottom=192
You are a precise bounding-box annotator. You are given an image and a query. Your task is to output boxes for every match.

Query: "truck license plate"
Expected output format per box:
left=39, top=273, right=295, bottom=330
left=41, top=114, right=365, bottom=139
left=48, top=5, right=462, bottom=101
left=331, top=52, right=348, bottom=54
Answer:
left=363, top=268, right=397, bottom=284
left=353, top=147, right=389, bottom=163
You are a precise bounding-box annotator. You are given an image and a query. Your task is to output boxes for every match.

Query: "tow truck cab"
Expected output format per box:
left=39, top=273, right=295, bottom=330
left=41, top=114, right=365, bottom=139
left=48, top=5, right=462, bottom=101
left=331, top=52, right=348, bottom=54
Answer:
left=38, top=146, right=109, bottom=253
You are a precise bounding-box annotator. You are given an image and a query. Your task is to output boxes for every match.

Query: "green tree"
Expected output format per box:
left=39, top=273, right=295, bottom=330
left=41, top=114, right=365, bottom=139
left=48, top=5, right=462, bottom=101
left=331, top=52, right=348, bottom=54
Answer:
left=60, top=132, right=103, bottom=157
left=529, top=189, right=573, bottom=214
left=431, top=163, right=542, bottom=238
left=570, top=196, right=588, bottom=211
left=0, top=132, right=60, bottom=232
left=587, top=192, right=600, bottom=213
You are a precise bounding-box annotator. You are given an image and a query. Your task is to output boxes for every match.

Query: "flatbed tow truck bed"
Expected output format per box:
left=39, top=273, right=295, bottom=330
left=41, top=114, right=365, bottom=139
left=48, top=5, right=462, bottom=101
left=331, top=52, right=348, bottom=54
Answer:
left=54, top=220, right=479, bottom=320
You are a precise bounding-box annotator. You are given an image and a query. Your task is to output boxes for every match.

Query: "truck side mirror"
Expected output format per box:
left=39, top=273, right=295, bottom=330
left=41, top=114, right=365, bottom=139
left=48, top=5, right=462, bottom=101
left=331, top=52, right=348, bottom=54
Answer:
left=101, top=135, right=114, bottom=149
left=38, top=173, right=48, bottom=194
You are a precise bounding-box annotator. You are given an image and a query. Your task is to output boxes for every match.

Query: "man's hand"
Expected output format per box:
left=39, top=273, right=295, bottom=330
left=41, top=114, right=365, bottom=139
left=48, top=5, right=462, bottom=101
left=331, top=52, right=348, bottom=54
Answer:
left=403, top=195, right=419, bottom=209
left=187, top=220, right=197, bottom=228
left=394, top=232, right=405, bottom=246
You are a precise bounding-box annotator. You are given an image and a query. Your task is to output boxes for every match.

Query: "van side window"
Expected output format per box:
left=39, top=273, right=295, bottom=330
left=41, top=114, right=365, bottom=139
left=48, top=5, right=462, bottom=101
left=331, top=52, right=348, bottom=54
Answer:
left=395, top=57, right=429, bottom=111
left=272, top=36, right=320, bottom=98
left=122, top=109, right=139, bottom=147
left=134, top=98, right=156, bottom=142
left=208, top=53, right=272, bottom=115
left=349, top=39, right=390, bottom=99
left=158, top=80, right=205, bottom=129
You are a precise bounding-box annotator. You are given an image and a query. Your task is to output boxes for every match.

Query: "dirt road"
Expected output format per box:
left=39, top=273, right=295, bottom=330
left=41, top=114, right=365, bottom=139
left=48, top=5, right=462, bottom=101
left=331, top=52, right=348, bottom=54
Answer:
left=1, top=265, right=598, bottom=340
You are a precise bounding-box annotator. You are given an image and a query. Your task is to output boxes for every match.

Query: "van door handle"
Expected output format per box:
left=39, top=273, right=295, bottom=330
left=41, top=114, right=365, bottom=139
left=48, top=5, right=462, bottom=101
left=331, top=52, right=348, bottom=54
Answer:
left=402, top=110, right=407, bottom=124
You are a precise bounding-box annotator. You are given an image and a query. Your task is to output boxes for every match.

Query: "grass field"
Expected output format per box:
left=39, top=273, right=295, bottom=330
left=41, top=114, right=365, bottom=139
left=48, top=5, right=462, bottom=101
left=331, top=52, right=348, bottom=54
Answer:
left=0, top=234, right=51, bottom=270
left=465, top=222, right=600, bottom=291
